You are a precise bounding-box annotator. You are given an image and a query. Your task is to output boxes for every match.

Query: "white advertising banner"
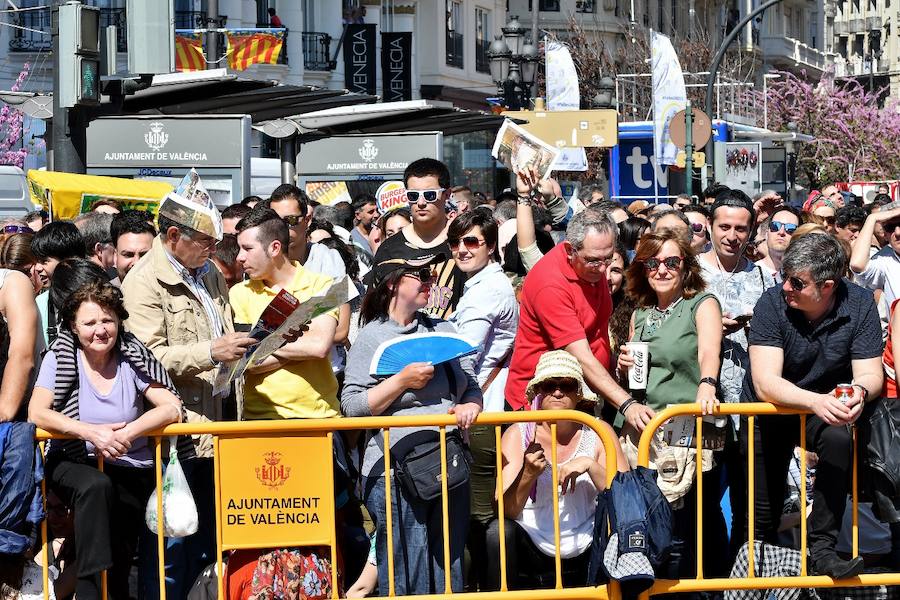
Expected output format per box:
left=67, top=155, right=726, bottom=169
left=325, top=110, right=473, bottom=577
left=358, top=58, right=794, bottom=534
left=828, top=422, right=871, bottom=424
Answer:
left=545, top=41, right=580, bottom=112
left=650, top=31, right=687, bottom=167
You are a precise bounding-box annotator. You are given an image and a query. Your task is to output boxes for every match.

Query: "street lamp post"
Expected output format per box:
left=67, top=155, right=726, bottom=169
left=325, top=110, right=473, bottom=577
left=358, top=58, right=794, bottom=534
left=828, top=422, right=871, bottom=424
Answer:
left=488, top=15, right=539, bottom=110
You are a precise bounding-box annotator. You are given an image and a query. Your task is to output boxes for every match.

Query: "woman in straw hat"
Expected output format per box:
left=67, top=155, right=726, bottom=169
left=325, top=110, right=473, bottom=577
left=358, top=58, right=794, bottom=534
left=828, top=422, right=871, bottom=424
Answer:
left=484, top=350, right=626, bottom=590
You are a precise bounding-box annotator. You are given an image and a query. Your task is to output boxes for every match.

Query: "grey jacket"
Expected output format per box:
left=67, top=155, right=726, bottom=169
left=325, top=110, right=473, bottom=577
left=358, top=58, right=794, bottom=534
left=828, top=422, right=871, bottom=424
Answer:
left=341, top=313, right=482, bottom=477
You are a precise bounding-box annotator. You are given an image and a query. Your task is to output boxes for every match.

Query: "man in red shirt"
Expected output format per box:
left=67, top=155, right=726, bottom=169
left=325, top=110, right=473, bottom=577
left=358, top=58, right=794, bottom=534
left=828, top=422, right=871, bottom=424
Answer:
left=505, top=206, right=635, bottom=416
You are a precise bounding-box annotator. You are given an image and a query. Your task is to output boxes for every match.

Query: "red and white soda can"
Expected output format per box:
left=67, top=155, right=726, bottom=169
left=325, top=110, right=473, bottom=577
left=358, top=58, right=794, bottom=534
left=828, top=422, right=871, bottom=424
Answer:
left=835, top=384, right=854, bottom=404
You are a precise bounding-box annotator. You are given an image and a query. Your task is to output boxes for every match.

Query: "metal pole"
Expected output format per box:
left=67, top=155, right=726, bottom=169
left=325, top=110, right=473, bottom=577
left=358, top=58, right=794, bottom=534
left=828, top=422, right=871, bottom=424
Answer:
left=685, top=101, right=693, bottom=196
left=704, top=0, right=784, bottom=176
left=206, top=0, right=218, bottom=69
left=280, top=137, right=296, bottom=185
left=531, top=2, right=539, bottom=102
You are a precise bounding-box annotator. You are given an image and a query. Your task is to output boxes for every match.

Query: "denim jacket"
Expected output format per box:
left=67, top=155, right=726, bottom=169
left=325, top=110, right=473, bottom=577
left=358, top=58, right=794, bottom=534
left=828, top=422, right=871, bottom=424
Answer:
left=0, top=421, right=44, bottom=555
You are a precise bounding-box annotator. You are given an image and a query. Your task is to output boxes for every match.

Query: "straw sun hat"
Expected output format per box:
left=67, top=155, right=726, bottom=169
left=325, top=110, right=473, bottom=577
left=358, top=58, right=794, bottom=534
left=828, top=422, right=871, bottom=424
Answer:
left=525, top=350, right=598, bottom=402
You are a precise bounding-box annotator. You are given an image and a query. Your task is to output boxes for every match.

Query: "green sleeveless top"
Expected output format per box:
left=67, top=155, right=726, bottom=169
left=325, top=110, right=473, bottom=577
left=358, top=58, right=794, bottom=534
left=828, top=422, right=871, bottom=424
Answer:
left=631, top=292, right=718, bottom=412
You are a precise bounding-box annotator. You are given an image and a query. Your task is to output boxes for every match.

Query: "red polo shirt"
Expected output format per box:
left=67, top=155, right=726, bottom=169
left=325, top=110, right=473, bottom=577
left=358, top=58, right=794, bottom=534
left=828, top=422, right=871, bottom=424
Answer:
left=504, top=243, right=613, bottom=410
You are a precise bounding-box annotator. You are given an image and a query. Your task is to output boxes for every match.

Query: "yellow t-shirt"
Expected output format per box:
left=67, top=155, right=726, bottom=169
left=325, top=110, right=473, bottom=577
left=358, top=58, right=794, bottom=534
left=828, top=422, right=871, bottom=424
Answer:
left=229, top=262, right=340, bottom=420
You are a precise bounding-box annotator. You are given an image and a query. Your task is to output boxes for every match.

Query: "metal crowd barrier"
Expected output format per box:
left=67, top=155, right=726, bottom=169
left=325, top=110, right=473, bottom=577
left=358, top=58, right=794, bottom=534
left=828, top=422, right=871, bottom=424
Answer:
left=34, top=410, right=620, bottom=600
left=636, top=402, right=900, bottom=596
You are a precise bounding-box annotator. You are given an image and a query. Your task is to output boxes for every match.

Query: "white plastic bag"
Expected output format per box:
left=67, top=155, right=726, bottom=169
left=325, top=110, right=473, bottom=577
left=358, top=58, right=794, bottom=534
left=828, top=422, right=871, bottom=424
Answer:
left=145, top=437, right=199, bottom=537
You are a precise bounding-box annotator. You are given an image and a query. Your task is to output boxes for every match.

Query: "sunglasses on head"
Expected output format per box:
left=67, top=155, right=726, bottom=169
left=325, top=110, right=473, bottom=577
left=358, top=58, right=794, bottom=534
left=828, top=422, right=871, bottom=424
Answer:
left=448, top=236, right=485, bottom=251
left=537, top=378, right=580, bottom=395
left=2, top=225, right=32, bottom=234
left=643, top=256, right=683, bottom=272
left=689, top=222, right=705, bottom=234
left=406, top=189, right=445, bottom=203
left=403, top=266, right=436, bottom=282
left=769, top=221, right=798, bottom=234
left=282, top=214, right=305, bottom=226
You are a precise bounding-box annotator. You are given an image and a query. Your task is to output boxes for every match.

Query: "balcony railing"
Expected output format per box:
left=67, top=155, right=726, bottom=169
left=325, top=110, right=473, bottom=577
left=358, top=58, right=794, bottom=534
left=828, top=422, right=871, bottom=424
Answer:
left=175, top=10, right=209, bottom=29
left=446, top=31, right=463, bottom=69
left=475, top=37, right=490, bottom=74
left=10, top=7, right=180, bottom=53
left=9, top=8, right=50, bottom=52
left=301, top=31, right=331, bottom=71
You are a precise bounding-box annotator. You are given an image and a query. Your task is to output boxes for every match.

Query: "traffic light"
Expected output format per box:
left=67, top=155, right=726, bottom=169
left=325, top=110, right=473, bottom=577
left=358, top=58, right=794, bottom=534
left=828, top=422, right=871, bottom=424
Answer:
left=58, top=2, right=101, bottom=108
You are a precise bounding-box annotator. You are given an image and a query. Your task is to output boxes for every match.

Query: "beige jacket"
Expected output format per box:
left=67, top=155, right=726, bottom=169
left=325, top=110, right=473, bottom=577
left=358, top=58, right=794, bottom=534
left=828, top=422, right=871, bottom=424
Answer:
left=122, top=238, right=235, bottom=455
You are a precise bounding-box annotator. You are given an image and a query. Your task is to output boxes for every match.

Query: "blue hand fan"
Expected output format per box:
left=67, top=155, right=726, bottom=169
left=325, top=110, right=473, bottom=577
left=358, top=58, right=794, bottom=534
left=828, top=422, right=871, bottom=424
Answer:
left=369, top=332, right=478, bottom=376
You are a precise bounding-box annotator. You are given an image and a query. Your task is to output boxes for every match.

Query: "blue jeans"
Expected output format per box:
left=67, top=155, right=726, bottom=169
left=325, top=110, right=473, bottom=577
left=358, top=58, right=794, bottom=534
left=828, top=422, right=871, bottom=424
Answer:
left=363, top=475, right=469, bottom=596
left=139, top=458, right=216, bottom=600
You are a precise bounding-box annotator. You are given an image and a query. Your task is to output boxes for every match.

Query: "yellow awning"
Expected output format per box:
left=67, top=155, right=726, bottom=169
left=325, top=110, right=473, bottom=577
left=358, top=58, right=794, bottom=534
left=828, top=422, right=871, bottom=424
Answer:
left=27, top=171, right=173, bottom=220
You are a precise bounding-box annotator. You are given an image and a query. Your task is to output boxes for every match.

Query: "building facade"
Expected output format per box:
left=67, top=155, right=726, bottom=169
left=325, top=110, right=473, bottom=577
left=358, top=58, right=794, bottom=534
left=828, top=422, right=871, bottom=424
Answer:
left=830, top=0, right=898, bottom=96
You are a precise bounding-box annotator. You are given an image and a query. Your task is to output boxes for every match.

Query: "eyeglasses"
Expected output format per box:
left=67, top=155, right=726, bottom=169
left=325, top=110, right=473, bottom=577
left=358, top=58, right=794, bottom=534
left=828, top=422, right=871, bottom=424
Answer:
left=785, top=275, right=813, bottom=292
left=643, top=256, right=683, bottom=272
left=406, top=189, right=445, bottom=203
left=282, top=214, right=305, bottom=227
left=689, top=222, right=706, bottom=234
left=448, top=236, right=486, bottom=251
left=537, top=378, right=580, bottom=395
left=403, top=267, right=436, bottom=282
left=576, top=251, right=615, bottom=268
left=769, top=221, right=798, bottom=234
left=2, top=225, right=32, bottom=234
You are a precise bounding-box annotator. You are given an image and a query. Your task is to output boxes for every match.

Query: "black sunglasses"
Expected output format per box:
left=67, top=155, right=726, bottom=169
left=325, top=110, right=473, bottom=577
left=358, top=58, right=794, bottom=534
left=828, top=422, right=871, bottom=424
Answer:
left=785, top=275, right=811, bottom=292
left=403, top=267, right=436, bottom=282
left=282, top=214, right=305, bottom=226
left=406, top=189, right=445, bottom=203
left=643, top=256, right=683, bottom=272
left=448, top=236, right=486, bottom=251
left=538, top=378, right=580, bottom=395
left=769, top=221, right=798, bottom=234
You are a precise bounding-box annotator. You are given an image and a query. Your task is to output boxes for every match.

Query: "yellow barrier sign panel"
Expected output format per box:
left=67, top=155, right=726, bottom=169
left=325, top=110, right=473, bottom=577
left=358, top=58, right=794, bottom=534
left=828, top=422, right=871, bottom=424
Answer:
left=502, top=109, right=619, bottom=148
left=218, top=434, right=335, bottom=550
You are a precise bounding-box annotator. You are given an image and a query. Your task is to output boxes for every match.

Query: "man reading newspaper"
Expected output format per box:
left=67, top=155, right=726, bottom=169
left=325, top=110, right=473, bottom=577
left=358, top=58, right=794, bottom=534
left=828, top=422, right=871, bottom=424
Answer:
left=229, top=207, right=342, bottom=420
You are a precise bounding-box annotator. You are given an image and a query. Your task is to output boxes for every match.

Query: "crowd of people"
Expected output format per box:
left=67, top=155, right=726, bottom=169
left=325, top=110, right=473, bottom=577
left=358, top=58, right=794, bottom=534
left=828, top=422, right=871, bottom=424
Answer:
left=0, top=159, right=897, bottom=600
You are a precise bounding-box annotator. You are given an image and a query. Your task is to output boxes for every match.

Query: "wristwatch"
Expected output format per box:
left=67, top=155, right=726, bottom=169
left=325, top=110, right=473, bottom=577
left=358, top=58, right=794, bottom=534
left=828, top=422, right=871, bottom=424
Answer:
left=699, top=377, right=718, bottom=388
left=851, top=383, right=869, bottom=402
left=516, top=195, right=532, bottom=206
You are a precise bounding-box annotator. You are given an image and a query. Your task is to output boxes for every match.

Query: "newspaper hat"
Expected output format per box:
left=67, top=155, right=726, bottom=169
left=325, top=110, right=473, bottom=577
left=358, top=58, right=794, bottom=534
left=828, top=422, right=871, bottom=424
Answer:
left=157, top=169, right=223, bottom=241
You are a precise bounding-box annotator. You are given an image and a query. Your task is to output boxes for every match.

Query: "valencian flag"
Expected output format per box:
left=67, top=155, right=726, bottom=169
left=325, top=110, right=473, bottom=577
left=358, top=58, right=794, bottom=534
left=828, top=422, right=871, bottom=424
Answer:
left=225, top=28, right=285, bottom=70
left=174, top=30, right=206, bottom=72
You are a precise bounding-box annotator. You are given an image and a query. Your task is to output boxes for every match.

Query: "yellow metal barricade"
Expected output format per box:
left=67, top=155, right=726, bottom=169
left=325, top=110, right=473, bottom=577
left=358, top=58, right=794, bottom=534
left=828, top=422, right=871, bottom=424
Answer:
left=35, top=410, right=619, bottom=600
left=636, top=402, right=899, bottom=596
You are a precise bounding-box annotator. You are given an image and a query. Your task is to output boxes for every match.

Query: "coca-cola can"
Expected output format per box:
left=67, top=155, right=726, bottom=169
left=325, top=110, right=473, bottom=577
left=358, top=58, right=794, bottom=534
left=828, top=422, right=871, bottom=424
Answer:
left=836, top=383, right=853, bottom=404
left=626, top=342, right=650, bottom=390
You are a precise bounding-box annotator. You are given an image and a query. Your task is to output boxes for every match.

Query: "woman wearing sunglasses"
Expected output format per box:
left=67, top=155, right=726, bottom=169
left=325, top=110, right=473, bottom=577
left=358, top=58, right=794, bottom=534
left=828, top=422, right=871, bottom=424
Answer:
left=446, top=209, right=518, bottom=589
left=341, top=247, right=482, bottom=596
left=616, top=229, right=729, bottom=582
left=486, top=350, right=626, bottom=590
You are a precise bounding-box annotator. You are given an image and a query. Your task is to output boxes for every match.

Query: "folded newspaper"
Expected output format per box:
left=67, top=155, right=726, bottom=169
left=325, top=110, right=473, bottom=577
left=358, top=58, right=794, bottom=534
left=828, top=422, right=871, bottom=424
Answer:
left=491, top=119, right=561, bottom=181
left=158, top=168, right=224, bottom=241
left=212, top=275, right=351, bottom=396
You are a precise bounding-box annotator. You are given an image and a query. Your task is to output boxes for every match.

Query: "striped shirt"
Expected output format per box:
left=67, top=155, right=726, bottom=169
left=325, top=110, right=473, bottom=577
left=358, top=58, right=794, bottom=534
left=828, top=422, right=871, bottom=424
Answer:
left=163, top=251, right=225, bottom=340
